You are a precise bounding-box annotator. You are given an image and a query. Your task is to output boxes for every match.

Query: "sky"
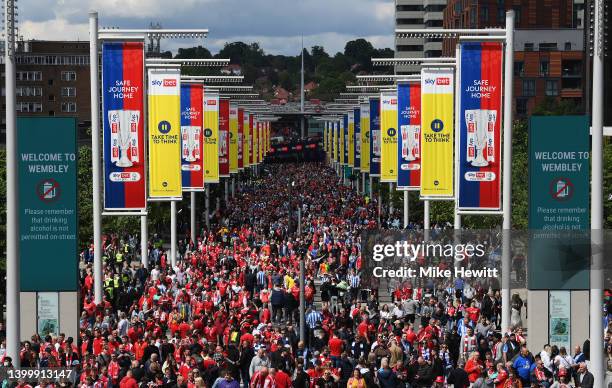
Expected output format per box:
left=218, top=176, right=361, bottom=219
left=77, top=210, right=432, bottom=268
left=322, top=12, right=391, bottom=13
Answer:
left=17, top=0, right=395, bottom=56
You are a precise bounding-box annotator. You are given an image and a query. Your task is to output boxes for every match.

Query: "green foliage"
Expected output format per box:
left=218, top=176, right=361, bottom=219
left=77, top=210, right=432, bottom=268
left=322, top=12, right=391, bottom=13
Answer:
left=532, top=97, right=581, bottom=116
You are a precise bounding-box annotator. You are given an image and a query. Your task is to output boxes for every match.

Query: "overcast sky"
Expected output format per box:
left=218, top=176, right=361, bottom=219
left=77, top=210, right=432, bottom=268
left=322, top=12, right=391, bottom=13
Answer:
left=18, top=0, right=394, bottom=55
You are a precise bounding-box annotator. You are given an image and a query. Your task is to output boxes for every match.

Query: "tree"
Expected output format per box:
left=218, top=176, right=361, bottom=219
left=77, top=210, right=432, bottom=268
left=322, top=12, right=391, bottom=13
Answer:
left=175, top=46, right=212, bottom=59
left=344, top=39, right=376, bottom=72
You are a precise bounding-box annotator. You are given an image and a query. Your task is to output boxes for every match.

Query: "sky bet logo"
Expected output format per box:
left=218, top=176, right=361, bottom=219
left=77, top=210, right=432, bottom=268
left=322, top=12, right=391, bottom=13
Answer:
left=424, top=77, right=450, bottom=86
left=151, top=79, right=177, bottom=87
left=382, top=99, right=397, bottom=105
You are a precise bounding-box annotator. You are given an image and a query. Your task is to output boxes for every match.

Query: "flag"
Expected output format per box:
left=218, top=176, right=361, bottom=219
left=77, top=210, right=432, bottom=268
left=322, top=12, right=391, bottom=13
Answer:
left=369, top=97, right=381, bottom=177
left=238, top=108, right=244, bottom=170
left=229, top=102, right=238, bottom=174
left=380, top=91, right=398, bottom=183
left=397, top=82, right=422, bottom=190
left=360, top=102, right=370, bottom=173
left=102, top=42, right=146, bottom=210
left=348, top=111, right=355, bottom=167
left=354, top=107, right=361, bottom=171
left=148, top=67, right=182, bottom=199
left=180, top=83, right=204, bottom=191
left=203, top=93, right=220, bottom=183
left=420, top=68, right=454, bottom=198
left=458, top=42, right=503, bottom=210
left=219, top=99, right=230, bottom=177
left=244, top=111, right=251, bottom=168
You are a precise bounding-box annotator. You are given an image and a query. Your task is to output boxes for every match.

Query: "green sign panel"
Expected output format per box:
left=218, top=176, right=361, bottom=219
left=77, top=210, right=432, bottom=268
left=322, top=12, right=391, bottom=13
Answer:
left=528, top=116, right=589, bottom=289
left=18, top=118, right=78, bottom=291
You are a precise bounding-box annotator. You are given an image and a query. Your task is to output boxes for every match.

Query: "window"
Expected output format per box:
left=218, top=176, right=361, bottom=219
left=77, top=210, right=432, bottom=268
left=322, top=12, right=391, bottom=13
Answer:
left=49, top=94, right=55, bottom=102
left=513, top=7, right=522, bottom=26
left=539, top=43, right=558, bottom=51
left=562, top=60, right=582, bottom=77
left=540, top=60, right=550, bottom=76
left=396, top=45, right=424, bottom=52
left=470, top=10, right=477, bottom=26
left=545, top=80, right=559, bottom=96
left=480, top=6, right=489, bottom=22
left=524, top=43, right=534, bottom=51
left=16, top=86, right=43, bottom=97
left=424, top=4, right=446, bottom=12
left=514, top=61, right=525, bottom=76
left=522, top=80, right=536, bottom=96
left=61, top=102, right=77, bottom=112
left=396, top=18, right=422, bottom=25
left=17, top=102, right=43, bottom=112
left=49, top=111, right=55, bottom=117
left=516, top=98, right=528, bottom=115
left=425, top=20, right=443, bottom=27
left=61, top=87, right=76, bottom=97
left=455, top=2, right=462, bottom=14
left=564, top=42, right=572, bottom=51
left=498, top=7, right=506, bottom=23
left=61, top=71, right=77, bottom=81
left=48, top=79, right=54, bottom=86
left=396, top=4, right=422, bottom=12
left=16, top=71, right=42, bottom=81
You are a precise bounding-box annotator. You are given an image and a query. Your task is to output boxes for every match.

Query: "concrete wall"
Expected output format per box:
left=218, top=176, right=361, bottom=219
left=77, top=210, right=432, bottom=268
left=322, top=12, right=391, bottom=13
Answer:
left=19, top=291, right=79, bottom=342
left=527, top=290, right=590, bottom=353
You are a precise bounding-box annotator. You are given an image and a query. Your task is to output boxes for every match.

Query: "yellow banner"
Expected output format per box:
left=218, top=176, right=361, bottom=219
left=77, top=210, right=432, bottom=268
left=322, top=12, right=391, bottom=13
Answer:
left=360, top=103, right=370, bottom=173
left=348, top=111, right=355, bottom=167
left=380, top=92, right=398, bottom=183
left=334, top=121, right=340, bottom=162
left=203, top=93, right=219, bottom=183
left=229, top=102, right=238, bottom=174
left=148, top=68, right=182, bottom=198
left=420, top=68, right=454, bottom=197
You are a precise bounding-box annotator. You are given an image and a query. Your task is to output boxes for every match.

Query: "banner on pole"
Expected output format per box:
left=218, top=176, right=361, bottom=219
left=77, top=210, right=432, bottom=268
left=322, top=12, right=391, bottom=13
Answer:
left=380, top=91, right=398, bottom=183
left=238, top=108, right=244, bottom=170
left=219, top=99, right=230, bottom=177
left=343, top=114, right=349, bottom=165
left=354, top=107, right=361, bottom=171
left=369, top=97, right=381, bottom=177
left=180, top=83, right=204, bottom=191
left=339, top=118, right=345, bottom=165
left=334, top=121, right=339, bottom=162
left=244, top=112, right=251, bottom=168
left=348, top=111, right=355, bottom=167
left=360, top=103, right=370, bottom=173
left=148, top=67, right=182, bottom=199
left=18, top=118, right=78, bottom=291
left=458, top=42, right=503, bottom=210
left=258, top=120, right=263, bottom=163
left=229, top=102, right=238, bottom=174
left=397, top=82, right=421, bottom=190
left=249, top=114, right=255, bottom=165
left=102, top=42, right=146, bottom=210
left=203, top=93, right=220, bottom=183
left=420, top=68, right=454, bottom=198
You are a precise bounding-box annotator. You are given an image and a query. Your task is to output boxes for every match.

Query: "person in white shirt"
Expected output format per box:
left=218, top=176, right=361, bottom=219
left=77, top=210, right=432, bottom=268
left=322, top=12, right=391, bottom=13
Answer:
left=554, top=346, right=575, bottom=371
left=539, top=344, right=554, bottom=372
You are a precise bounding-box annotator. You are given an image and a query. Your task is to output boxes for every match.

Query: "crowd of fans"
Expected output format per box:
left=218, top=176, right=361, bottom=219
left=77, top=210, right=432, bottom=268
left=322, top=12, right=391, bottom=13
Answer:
left=2, top=162, right=609, bottom=388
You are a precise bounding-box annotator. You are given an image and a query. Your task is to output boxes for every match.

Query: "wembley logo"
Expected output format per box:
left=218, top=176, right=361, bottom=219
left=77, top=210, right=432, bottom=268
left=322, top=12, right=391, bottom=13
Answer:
left=163, top=79, right=177, bottom=87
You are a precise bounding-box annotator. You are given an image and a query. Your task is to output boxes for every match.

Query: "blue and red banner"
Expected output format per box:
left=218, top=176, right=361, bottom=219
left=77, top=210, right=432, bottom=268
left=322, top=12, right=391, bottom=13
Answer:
left=397, top=82, right=421, bottom=190
left=102, top=42, right=146, bottom=210
left=369, top=97, right=381, bottom=177
left=354, top=108, right=361, bottom=171
left=458, top=42, right=503, bottom=210
left=180, top=83, right=204, bottom=191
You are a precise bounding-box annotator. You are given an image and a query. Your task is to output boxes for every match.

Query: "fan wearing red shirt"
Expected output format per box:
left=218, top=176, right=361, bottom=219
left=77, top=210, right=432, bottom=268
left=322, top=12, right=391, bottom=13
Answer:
left=328, top=332, right=344, bottom=367
left=465, top=303, right=481, bottom=324
left=271, top=368, right=291, bottom=388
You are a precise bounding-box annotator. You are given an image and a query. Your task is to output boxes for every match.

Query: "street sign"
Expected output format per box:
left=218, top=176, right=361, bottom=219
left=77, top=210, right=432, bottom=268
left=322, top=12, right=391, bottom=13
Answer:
left=528, top=116, right=590, bottom=289
left=18, top=118, right=78, bottom=291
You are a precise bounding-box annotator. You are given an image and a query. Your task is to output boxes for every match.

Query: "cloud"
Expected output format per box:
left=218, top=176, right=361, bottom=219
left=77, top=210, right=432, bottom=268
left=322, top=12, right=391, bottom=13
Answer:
left=17, top=0, right=395, bottom=55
